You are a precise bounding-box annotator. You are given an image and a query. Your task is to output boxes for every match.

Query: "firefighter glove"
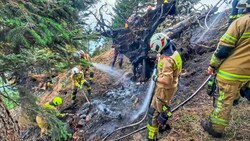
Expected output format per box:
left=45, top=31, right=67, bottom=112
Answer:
left=158, top=106, right=172, bottom=126
left=79, top=85, right=83, bottom=90
left=207, top=75, right=216, bottom=97
left=153, top=75, right=158, bottom=82
left=240, top=88, right=250, bottom=101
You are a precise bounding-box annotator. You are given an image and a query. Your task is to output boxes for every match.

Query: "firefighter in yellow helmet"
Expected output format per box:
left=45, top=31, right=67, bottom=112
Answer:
left=147, top=33, right=182, bottom=141
left=36, top=96, right=67, bottom=135
left=202, top=0, right=250, bottom=138
left=71, top=67, right=91, bottom=102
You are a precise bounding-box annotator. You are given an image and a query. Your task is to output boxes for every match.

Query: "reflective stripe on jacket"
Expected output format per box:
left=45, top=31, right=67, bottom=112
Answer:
left=157, top=51, right=182, bottom=89
left=210, top=13, right=250, bottom=80
left=72, top=73, right=85, bottom=87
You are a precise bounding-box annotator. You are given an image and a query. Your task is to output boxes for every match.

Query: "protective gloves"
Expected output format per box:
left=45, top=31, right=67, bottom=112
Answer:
left=152, top=74, right=158, bottom=82
left=207, top=75, right=216, bottom=97
left=79, top=85, right=83, bottom=90
left=241, top=88, right=250, bottom=101
left=158, top=106, right=172, bottom=126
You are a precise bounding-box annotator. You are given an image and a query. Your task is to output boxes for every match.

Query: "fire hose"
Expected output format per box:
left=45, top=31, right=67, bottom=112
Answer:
left=104, top=75, right=212, bottom=141
left=204, top=0, right=225, bottom=29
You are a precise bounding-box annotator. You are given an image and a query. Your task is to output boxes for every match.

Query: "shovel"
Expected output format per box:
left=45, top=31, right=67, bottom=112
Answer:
left=82, top=90, right=91, bottom=105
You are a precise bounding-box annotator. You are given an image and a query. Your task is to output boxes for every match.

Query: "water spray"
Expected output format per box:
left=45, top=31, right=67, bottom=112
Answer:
left=104, top=75, right=212, bottom=141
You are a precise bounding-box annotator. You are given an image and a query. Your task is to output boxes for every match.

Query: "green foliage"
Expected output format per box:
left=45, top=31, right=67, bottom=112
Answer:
left=112, top=0, right=148, bottom=28
left=40, top=107, right=72, bottom=141
left=0, top=0, right=99, bottom=140
left=6, top=26, right=31, bottom=48
left=0, top=79, right=19, bottom=110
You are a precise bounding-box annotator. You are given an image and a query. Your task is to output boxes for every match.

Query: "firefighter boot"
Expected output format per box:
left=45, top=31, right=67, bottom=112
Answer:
left=201, top=120, right=222, bottom=138
left=87, top=88, right=91, bottom=95
left=147, top=124, right=158, bottom=141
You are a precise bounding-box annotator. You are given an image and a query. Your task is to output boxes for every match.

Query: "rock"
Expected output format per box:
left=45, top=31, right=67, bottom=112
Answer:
left=86, top=115, right=92, bottom=122
left=131, top=95, right=136, bottom=99
left=133, top=133, right=142, bottom=141
left=77, top=119, right=85, bottom=126
left=80, top=114, right=87, bottom=119
left=134, top=97, right=139, bottom=104
left=117, top=114, right=122, bottom=120
left=80, top=109, right=89, bottom=115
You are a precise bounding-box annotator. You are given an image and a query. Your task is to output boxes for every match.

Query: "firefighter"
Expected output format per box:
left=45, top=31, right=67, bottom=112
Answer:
left=228, top=0, right=244, bottom=26
left=147, top=33, right=182, bottom=141
left=73, top=50, right=94, bottom=84
left=71, top=67, right=91, bottom=102
left=111, top=44, right=124, bottom=69
left=36, top=96, right=67, bottom=135
left=80, top=50, right=94, bottom=84
left=202, top=0, right=250, bottom=138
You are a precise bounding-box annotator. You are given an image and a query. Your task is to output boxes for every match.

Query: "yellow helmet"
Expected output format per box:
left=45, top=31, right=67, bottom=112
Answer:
left=53, top=96, right=63, bottom=106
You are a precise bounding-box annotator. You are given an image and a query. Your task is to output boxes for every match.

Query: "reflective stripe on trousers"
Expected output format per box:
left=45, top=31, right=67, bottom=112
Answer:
left=209, top=76, right=244, bottom=132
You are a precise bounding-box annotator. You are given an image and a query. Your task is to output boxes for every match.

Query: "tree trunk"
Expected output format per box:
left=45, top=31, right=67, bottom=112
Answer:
left=0, top=97, right=20, bottom=141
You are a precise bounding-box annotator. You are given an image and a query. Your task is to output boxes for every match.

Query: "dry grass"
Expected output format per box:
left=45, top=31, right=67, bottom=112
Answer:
left=159, top=94, right=250, bottom=141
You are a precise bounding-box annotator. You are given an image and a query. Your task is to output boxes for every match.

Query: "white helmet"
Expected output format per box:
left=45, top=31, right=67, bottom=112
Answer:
left=237, top=0, right=250, bottom=9
left=150, top=33, right=169, bottom=53
left=79, top=50, right=85, bottom=54
left=72, top=67, right=79, bottom=74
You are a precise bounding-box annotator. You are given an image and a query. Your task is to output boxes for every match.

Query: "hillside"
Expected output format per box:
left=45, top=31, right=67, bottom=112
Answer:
left=19, top=9, right=250, bottom=141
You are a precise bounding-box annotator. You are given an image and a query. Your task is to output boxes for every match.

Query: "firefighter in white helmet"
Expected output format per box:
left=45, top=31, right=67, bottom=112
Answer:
left=147, top=33, right=182, bottom=141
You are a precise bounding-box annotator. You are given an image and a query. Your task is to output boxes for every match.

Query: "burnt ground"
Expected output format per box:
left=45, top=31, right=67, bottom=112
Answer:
left=20, top=10, right=250, bottom=141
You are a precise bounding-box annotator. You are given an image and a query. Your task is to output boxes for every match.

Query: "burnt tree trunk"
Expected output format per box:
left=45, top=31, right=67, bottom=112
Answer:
left=101, top=1, right=176, bottom=80
left=100, top=1, right=217, bottom=80
left=0, top=97, right=20, bottom=141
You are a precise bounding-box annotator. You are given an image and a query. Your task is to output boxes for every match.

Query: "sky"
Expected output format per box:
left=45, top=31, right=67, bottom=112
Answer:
left=85, top=0, right=116, bottom=28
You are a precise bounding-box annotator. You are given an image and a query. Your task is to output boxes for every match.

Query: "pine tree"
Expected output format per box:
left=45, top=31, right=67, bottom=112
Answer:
left=0, top=0, right=99, bottom=140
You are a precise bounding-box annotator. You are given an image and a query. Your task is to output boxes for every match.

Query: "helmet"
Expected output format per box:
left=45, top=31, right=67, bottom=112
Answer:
left=72, top=67, right=79, bottom=74
left=79, top=50, right=85, bottom=54
left=237, top=0, right=250, bottom=9
left=53, top=96, right=63, bottom=106
left=150, top=33, right=169, bottom=53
